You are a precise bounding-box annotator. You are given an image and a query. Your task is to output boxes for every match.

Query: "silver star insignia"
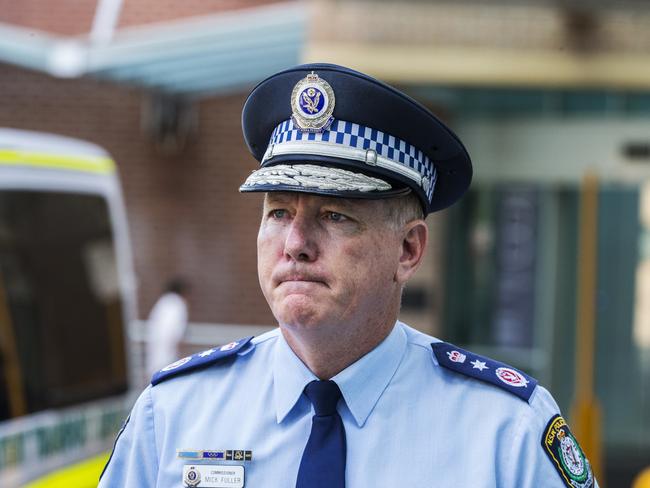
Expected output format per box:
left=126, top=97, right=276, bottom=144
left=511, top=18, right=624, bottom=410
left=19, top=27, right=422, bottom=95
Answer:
left=198, top=348, right=217, bottom=357
left=471, top=359, right=488, bottom=371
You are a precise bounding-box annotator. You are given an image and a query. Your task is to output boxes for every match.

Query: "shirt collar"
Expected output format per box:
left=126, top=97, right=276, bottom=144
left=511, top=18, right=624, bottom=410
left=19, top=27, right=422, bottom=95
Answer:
left=332, top=323, right=406, bottom=427
left=273, top=332, right=318, bottom=424
left=273, top=323, right=407, bottom=427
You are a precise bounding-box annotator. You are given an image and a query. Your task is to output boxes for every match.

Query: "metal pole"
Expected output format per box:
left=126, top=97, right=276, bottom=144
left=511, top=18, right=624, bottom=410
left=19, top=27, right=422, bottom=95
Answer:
left=571, top=171, right=603, bottom=483
left=90, top=0, right=125, bottom=45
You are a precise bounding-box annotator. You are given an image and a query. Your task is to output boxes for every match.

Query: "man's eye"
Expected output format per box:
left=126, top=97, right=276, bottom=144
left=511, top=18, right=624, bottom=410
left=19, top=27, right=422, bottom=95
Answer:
left=270, top=209, right=287, bottom=219
left=326, top=212, right=347, bottom=222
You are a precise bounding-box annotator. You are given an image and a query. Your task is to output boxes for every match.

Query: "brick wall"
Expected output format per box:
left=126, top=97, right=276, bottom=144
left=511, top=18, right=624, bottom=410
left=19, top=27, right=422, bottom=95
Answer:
left=312, top=0, right=650, bottom=54
left=0, top=0, right=95, bottom=35
left=0, top=63, right=275, bottom=325
left=0, top=0, right=288, bottom=35
left=119, top=0, right=283, bottom=28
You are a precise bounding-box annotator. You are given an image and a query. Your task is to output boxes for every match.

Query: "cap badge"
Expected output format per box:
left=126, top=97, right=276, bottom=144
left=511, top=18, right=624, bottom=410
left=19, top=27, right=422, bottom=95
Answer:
left=291, top=72, right=335, bottom=133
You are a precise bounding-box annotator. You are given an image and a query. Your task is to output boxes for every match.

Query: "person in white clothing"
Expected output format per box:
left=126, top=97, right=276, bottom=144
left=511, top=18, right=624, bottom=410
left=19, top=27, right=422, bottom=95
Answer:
left=145, top=278, right=190, bottom=378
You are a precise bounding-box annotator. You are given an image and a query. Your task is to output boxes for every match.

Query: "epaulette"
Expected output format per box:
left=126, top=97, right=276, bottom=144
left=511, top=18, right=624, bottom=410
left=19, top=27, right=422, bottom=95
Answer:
left=151, top=336, right=254, bottom=386
left=431, top=341, right=538, bottom=402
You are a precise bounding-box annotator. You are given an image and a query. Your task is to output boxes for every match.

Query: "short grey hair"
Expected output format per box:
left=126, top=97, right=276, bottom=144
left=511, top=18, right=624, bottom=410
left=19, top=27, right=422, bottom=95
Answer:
left=382, top=191, right=425, bottom=229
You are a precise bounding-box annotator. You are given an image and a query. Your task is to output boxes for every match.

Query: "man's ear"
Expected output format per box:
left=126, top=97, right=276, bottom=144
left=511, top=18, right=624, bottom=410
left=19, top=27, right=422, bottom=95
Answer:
left=395, top=220, right=428, bottom=285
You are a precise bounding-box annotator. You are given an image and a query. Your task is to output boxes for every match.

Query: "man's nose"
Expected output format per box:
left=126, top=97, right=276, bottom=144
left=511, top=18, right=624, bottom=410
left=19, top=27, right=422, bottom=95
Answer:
left=284, top=215, right=318, bottom=262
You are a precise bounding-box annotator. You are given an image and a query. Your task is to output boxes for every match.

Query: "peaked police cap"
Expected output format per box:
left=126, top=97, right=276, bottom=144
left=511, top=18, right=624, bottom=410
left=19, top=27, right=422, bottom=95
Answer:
left=240, top=63, right=472, bottom=214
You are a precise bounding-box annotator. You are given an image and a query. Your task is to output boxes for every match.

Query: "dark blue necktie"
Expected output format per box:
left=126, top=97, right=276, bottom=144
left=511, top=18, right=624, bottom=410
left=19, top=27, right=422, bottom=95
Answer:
left=296, top=380, right=347, bottom=488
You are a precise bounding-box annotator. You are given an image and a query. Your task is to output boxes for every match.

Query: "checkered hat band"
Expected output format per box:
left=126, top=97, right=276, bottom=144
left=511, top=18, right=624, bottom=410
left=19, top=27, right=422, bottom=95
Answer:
left=267, top=119, right=436, bottom=201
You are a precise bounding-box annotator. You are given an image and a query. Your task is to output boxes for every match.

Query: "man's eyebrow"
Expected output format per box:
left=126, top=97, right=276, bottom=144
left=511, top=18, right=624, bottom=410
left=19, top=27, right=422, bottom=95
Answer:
left=332, top=198, right=359, bottom=209
left=264, top=193, right=292, bottom=205
left=263, top=194, right=374, bottom=214
left=326, top=198, right=377, bottom=214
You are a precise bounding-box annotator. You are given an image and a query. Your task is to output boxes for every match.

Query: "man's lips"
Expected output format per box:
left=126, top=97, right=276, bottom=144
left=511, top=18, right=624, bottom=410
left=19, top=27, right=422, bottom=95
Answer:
left=274, top=273, right=328, bottom=288
left=276, top=280, right=327, bottom=296
left=280, top=277, right=326, bottom=285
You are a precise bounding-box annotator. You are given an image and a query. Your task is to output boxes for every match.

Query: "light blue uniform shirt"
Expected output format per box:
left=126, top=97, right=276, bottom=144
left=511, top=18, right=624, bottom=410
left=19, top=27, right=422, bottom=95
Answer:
left=100, top=322, right=598, bottom=487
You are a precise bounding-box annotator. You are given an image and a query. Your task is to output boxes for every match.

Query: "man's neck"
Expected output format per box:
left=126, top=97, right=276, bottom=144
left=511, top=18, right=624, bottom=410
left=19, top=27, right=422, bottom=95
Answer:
left=280, top=317, right=397, bottom=380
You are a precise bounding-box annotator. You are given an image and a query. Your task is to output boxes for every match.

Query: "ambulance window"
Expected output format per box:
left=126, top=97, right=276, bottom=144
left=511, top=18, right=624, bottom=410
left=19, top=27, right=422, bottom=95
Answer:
left=0, top=191, right=128, bottom=420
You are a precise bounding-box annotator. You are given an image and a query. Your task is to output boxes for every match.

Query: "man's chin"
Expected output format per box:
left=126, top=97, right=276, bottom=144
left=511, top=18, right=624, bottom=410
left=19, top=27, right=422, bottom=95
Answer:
left=277, top=315, right=322, bottom=330
left=270, top=292, right=343, bottom=329
left=273, top=305, right=326, bottom=330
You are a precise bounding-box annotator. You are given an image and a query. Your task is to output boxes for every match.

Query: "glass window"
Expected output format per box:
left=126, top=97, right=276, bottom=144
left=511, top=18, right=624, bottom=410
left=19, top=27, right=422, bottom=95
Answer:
left=0, top=191, right=128, bottom=420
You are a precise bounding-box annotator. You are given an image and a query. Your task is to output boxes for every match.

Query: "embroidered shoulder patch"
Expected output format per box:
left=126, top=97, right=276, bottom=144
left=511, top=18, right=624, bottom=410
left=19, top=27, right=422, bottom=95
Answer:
left=431, top=342, right=538, bottom=402
left=542, top=415, right=594, bottom=488
left=151, top=337, right=254, bottom=386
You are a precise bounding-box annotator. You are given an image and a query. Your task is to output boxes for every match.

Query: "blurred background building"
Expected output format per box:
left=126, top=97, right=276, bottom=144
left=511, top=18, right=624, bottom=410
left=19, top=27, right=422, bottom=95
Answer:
left=1, top=0, right=650, bottom=486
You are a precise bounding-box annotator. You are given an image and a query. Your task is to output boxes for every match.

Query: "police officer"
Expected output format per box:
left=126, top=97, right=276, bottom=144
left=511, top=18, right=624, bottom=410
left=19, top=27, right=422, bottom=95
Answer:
left=100, top=64, right=598, bottom=488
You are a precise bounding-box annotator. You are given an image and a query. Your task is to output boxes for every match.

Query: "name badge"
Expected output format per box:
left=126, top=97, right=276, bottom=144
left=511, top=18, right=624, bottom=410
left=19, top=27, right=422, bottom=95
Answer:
left=183, top=465, right=244, bottom=488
